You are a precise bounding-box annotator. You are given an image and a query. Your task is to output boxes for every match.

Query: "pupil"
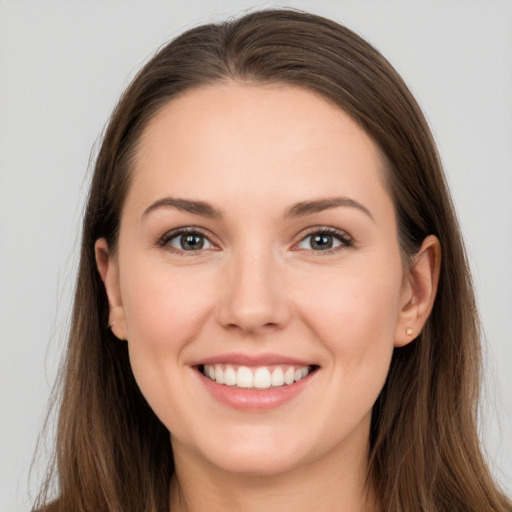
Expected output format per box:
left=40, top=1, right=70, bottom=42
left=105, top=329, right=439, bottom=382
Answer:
left=181, top=234, right=204, bottom=250
left=311, top=234, right=332, bottom=250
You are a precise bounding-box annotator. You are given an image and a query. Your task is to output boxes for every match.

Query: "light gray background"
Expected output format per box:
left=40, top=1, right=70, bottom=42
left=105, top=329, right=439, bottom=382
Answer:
left=1, top=1, right=511, bottom=510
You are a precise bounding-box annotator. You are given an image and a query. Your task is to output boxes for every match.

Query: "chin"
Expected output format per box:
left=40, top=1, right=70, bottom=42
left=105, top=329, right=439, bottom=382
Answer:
left=187, top=426, right=318, bottom=477
left=209, top=447, right=306, bottom=477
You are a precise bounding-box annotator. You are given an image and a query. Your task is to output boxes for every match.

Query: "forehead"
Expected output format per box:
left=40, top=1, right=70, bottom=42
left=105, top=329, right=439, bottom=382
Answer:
left=128, top=82, right=389, bottom=215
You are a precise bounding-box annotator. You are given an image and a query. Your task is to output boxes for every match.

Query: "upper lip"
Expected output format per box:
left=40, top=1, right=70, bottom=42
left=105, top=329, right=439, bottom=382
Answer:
left=190, top=352, right=317, bottom=367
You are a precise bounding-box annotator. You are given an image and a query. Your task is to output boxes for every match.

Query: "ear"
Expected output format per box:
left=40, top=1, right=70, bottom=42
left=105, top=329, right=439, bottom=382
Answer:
left=395, top=235, right=441, bottom=347
left=95, top=238, right=127, bottom=340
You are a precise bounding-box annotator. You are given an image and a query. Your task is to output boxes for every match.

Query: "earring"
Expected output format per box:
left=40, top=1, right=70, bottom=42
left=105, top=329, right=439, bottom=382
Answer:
left=406, top=327, right=413, bottom=336
left=108, top=321, right=116, bottom=329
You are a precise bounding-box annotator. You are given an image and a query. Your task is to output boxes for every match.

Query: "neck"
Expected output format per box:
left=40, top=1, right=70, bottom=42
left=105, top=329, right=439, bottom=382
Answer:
left=169, top=430, right=378, bottom=512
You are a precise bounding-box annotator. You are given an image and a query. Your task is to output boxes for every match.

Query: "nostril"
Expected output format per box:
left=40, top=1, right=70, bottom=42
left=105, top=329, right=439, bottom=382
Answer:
left=214, top=266, right=292, bottom=333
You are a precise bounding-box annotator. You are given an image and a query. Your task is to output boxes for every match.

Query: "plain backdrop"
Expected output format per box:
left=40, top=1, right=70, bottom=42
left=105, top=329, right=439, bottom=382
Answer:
left=1, top=1, right=511, bottom=510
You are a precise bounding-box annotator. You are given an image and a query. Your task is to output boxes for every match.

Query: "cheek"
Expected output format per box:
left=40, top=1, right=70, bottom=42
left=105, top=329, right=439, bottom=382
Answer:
left=298, top=259, right=401, bottom=331
left=122, top=260, right=215, bottom=345
left=118, top=260, right=216, bottom=418
left=293, top=260, right=402, bottom=383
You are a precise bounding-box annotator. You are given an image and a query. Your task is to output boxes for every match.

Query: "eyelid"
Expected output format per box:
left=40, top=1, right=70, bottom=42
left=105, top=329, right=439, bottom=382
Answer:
left=158, top=226, right=219, bottom=252
left=292, top=226, right=354, bottom=252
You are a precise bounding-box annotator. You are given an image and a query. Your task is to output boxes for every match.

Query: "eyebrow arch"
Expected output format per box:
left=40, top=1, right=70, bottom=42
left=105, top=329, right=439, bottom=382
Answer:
left=284, top=197, right=374, bottom=221
left=142, top=197, right=222, bottom=219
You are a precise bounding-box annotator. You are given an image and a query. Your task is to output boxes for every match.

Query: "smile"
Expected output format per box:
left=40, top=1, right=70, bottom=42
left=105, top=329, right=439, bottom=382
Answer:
left=201, top=364, right=314, bottom=389
left=194, top=355, right=320, bottom=410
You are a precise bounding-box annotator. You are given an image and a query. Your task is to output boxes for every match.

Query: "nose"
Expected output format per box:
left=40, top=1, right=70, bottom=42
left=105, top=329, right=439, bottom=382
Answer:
left=215, top=248, right=291, bottom=334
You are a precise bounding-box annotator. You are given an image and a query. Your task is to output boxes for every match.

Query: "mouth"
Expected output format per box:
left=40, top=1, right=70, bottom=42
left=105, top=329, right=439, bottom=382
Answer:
left=191, top=354, right=320, bottom=410
left=198, top=363, right=319, bottom=390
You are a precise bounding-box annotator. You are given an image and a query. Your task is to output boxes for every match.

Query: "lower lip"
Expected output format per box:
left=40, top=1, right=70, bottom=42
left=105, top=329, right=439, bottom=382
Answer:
left=197, top=369, right=315, bottom=411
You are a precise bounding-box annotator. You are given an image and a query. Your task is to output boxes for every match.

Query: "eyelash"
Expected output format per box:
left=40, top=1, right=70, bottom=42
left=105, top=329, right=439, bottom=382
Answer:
left=158, top=226, right=353, bottom=254
left=158, top=227, right=216, bottom=254
left=294, top=227, right=353, bottom=254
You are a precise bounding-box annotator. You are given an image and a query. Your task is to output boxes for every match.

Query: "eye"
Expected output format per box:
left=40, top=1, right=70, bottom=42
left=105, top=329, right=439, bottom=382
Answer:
left=296, top=228, right=352, bottom=252
left=161, top=229, right=214, bottom=252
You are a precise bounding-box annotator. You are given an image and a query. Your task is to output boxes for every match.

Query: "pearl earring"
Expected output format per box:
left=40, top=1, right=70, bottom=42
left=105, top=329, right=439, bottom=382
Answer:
left=406, top=327, right=413, bottom=336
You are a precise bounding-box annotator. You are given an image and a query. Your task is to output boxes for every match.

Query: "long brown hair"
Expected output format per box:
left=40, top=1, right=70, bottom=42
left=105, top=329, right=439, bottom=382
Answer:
left=34, top=9, right=511, bottom=511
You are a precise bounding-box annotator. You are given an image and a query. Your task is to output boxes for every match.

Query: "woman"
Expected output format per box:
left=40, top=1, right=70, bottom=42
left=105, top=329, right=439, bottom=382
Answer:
left=34, top=9, right=512, bottom=512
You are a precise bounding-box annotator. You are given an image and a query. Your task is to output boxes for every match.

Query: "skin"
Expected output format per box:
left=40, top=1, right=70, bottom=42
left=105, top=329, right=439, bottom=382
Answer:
left=96, top=82, right=440, bottom=512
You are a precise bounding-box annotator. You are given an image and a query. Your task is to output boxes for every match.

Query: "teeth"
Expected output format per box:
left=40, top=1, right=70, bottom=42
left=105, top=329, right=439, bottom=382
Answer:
left=271, top=367, right=285, bottom=387
left=236, top=366, right=253, bottom=388
left=202, top=364, right=313, bottom=389
left=284, top=366, right=295, bottom=385
left=215, top=365, right=224, bottom=385
left=253, top=367, right=272, bottom=389
left=224, top=365, right=237, bottom=386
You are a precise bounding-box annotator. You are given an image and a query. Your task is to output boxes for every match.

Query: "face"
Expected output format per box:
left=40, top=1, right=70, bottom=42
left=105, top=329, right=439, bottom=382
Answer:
left=97, top=82, right=421, bottom=478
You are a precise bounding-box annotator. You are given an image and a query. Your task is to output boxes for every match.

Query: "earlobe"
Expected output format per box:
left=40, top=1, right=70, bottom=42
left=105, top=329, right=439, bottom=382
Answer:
left=94, top=238, right=127, bottom=340
left=395, top=235, right=441, bottom=347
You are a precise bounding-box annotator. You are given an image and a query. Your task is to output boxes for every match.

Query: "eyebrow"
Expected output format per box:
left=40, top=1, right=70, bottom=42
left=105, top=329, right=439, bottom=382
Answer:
left=284, top=197, right=374, bottom=221
left=142, top=195, right=373, bottom=222
left=142, top=197, right=222, bottom=219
